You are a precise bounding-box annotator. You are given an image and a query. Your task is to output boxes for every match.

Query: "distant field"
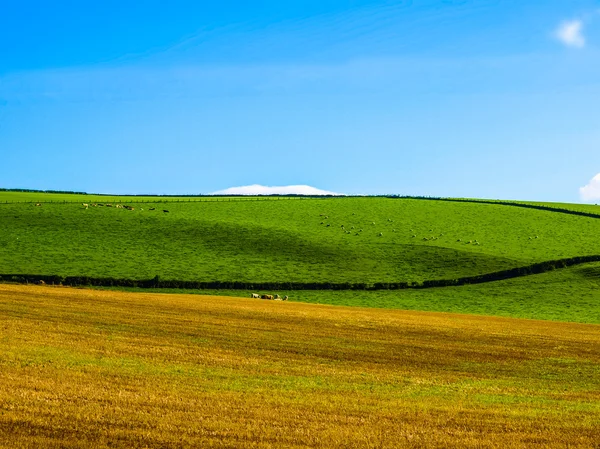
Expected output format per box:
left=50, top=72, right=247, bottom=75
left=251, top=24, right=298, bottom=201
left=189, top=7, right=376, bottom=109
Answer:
left=2, top=192, right=600, bottom=285
left=110, top=261, right=600, bottom=324
left=1, top=284, right=599, bottom=448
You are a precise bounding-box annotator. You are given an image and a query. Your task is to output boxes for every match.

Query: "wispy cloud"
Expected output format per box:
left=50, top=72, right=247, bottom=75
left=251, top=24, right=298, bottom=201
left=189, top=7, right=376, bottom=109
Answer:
left=555, top=20, right=586, bottom=48
left=580, top=173, right=600, bottom=202
left=212, top=184, right=343, bottom=196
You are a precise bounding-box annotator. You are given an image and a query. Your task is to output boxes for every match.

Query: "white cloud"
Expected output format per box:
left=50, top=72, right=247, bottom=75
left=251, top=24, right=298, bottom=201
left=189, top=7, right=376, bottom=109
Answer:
left=580, top=173, right=600, bottom=201
left=556, top=20, right=586, bottom=48
left=212, top=184, right=343, bottom=196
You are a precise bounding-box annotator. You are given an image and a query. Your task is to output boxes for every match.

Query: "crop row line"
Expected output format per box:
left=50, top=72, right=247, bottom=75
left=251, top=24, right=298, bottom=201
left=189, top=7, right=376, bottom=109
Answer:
left=2, top=255, right=599, bottom=291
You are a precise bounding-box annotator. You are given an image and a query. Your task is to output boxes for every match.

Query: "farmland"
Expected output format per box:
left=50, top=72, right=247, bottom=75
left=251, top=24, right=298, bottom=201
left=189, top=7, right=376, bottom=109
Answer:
left=2, top=192, right=600, bottom=286
left=1, top=284, right=599, bottom=448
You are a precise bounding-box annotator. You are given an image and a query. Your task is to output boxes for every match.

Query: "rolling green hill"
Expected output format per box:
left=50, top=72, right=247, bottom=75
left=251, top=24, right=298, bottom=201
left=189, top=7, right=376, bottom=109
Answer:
left=1, top=192, right=600, bottom=285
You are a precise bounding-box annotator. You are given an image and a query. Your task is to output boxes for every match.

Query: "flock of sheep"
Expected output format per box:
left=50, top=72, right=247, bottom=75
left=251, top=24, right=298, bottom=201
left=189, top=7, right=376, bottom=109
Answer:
left=317, top=212, right=488, bottom=244
left=251, top=293, right=288, bottom=301
left=81, top=203, right=169, bottom=213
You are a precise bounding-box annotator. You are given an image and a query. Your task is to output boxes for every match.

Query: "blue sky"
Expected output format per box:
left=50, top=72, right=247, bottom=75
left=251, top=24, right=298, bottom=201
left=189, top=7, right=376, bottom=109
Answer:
left=1, top=0, right=599, bottom=201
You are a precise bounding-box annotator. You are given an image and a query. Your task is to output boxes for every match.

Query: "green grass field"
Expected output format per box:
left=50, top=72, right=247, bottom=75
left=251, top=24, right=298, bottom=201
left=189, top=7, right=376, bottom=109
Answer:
left=2, top=192, right=600, bottom=284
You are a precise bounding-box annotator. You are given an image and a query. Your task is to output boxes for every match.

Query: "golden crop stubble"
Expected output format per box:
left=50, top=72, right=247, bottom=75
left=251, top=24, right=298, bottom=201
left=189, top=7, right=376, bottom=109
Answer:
left=0, top=284, right=599, bottom=448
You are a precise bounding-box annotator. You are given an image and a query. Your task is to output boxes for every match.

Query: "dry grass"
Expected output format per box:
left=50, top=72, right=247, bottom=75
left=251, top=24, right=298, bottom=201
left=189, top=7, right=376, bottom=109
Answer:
left=0, top=284, right=599, bottom=448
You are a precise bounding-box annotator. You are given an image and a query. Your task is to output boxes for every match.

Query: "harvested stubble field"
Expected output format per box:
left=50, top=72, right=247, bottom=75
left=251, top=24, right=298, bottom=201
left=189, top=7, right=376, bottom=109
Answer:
left=1, top=284, right=599, bottom=448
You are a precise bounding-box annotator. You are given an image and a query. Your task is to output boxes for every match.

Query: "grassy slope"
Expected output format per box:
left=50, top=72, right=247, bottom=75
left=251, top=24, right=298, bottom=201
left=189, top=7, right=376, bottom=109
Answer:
left=1, top=284, right=599, bottom=448
left=2, top=193, right=600, bottom=284
left=110, top=261, right=600, bottom=324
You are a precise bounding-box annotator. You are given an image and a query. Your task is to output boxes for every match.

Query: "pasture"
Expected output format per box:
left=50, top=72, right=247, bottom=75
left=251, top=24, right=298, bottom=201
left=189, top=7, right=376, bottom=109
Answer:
left=1, top=284, right=599, bottom=448
left=2, top=192, right=600, bottom=286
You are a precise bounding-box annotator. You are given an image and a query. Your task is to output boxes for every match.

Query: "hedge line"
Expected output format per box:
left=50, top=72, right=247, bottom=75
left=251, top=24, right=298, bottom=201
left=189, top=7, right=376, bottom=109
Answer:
left=2, top=255, right=599, bottom=291
left=390, top=196, right=600, bottom=220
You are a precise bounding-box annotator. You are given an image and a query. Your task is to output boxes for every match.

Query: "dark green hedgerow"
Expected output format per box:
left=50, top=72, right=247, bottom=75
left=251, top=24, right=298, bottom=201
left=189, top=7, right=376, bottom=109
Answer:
left=3, top=255, right=600, bottom=291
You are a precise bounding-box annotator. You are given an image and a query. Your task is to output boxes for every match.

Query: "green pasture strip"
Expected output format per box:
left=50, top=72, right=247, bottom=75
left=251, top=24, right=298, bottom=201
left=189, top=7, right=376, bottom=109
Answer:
left=411, top=197, right=600, bottom=220
left=93, top=262, right=600, bottom=324
left=3, top=253, right=600, bottom=291
left=0, top=192, right=317, bottom=204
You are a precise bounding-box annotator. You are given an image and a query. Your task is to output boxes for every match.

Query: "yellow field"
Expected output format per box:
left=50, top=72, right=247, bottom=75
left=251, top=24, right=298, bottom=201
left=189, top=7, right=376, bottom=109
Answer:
left=0, top=284, right=599, bottom=448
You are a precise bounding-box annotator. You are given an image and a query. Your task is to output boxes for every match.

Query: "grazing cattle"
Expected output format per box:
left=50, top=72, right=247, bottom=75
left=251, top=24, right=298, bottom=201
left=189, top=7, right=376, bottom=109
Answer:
left=116, top=205, right=123, bottom=208
left=274, top=294, right=281, bottom=299
left=149, top=208, right=156, bottom=211
left=261, top=294, right=273, bottom=300
left=379, top=232, right=383, bottom=236
left=38, top=280, right=45, bottom=285
left=163, top=210, right=169, bottom=213
left=106, top=204, right=112, bottom=207
left=251, top=293, right=260, bottom=299
left=82, top=203, right=89, bottom=209
left=35, top=203, right=42, bottom=207
left=326, top=224, right=331, bottom=227
left=283, top=296, right=288, bottom=301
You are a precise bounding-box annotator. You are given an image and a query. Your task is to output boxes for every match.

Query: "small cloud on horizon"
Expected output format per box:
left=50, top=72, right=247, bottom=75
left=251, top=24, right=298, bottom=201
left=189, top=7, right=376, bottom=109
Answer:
left=580, top=173, right=600, bottom=202
left=212, top=184, right=344, bottom=196
left=555, top=19, right=586, bottom=48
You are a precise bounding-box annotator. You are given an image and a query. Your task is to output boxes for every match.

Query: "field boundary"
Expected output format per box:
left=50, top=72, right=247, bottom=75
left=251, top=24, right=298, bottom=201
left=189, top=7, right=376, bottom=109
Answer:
left=393, top=196, right=600, bottom=220
left=0, top=197, right=331, bottom=205
left=2, top=255, right=599, bottom=291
